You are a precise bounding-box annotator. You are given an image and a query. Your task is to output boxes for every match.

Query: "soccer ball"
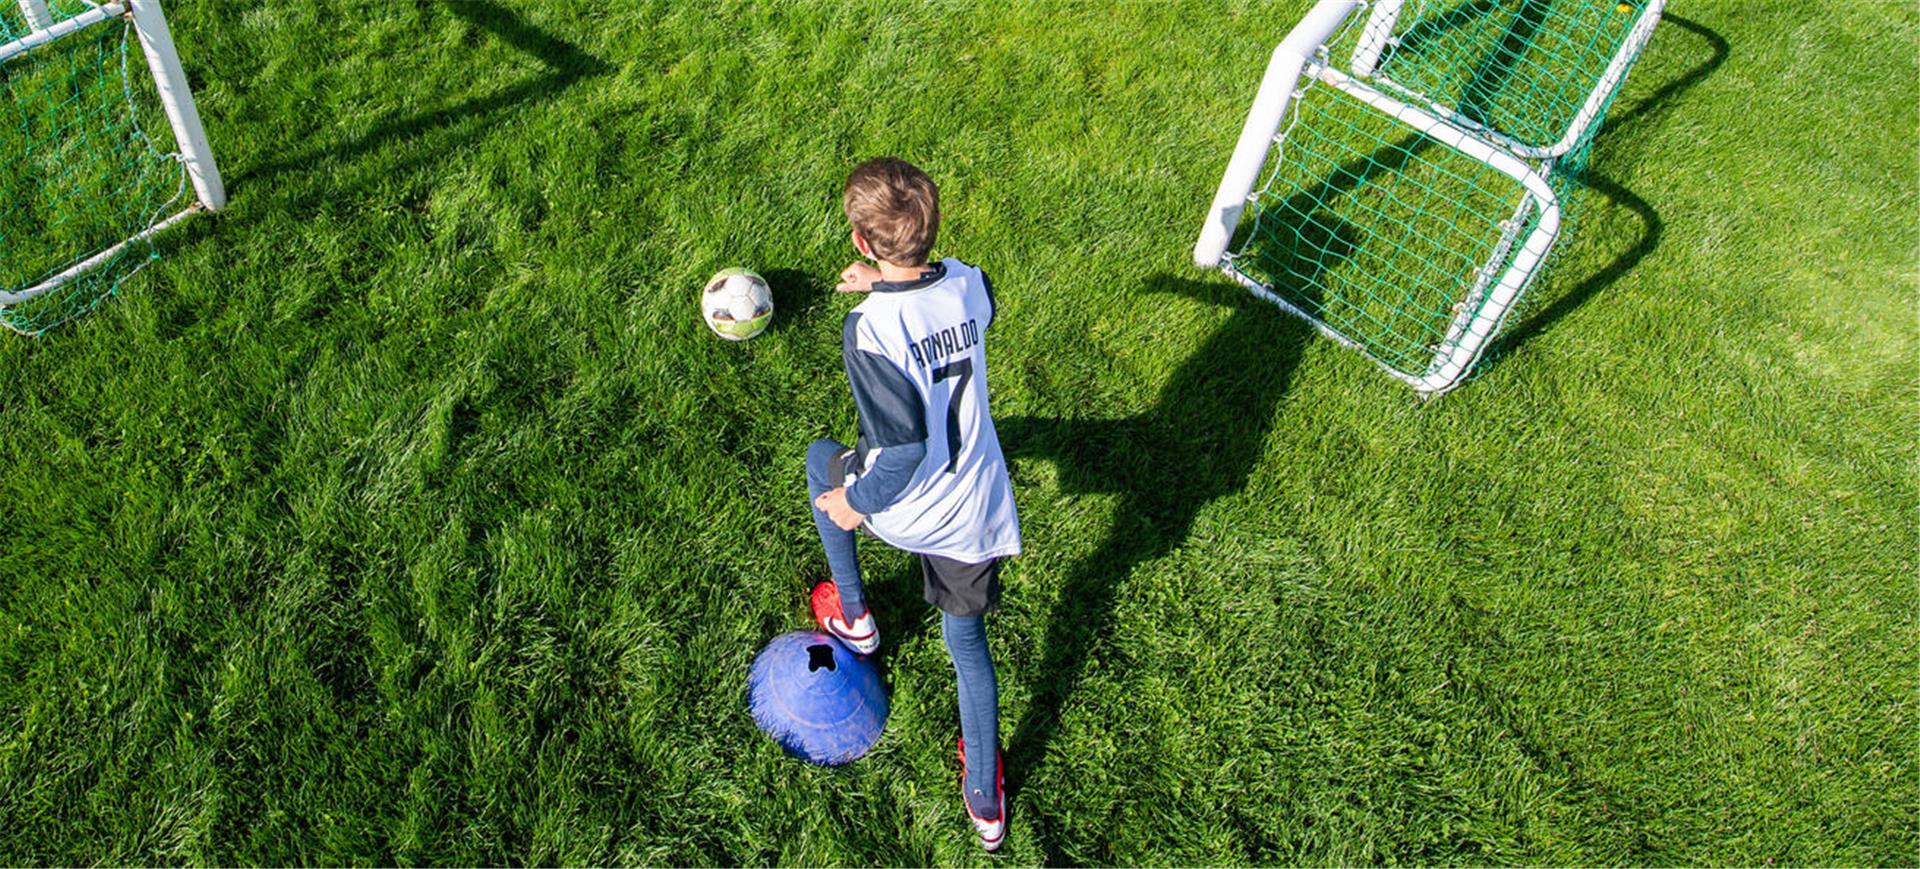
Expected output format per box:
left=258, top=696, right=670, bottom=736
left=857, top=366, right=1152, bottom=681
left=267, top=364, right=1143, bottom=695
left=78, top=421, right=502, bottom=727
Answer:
left=701, top=267, right=773, bottom=341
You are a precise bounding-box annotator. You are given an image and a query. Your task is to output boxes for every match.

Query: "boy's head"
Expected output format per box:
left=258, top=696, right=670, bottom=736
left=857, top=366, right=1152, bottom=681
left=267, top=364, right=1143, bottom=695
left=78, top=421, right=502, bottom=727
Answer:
left=843, top=157, right=939, bottom=267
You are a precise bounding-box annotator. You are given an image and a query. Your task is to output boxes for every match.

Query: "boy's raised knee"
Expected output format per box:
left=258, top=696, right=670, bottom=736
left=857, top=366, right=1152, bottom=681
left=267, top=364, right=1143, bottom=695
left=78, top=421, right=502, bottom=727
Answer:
left=806, top=438, right=846, bottom=490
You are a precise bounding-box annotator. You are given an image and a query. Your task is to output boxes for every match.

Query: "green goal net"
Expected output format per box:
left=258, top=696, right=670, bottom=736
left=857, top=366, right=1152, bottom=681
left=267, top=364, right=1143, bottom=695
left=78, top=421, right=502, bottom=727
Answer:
left=1353, top=0, right=1654, bottom=159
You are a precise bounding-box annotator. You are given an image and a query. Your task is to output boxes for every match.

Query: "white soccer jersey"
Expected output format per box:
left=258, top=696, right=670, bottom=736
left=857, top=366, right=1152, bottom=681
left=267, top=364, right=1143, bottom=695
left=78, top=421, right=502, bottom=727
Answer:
left=842, top=258, right=1021, bottom=563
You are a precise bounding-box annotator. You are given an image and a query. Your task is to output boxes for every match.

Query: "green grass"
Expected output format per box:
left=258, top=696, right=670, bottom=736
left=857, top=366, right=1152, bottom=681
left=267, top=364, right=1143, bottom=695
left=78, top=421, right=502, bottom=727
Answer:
left=1, top=0, right=1914, bottom=864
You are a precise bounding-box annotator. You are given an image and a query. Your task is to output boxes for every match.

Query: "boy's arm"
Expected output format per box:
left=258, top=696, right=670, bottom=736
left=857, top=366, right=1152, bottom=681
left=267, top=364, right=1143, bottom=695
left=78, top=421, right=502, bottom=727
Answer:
left=845, top=442, right=925, bottom=515
left=839, top=313, right=929, bottom=516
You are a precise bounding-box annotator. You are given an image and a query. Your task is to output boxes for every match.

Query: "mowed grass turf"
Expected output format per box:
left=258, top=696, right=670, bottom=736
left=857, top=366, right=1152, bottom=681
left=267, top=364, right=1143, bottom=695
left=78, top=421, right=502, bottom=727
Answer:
left=1, top=0, right=1913, bottom=864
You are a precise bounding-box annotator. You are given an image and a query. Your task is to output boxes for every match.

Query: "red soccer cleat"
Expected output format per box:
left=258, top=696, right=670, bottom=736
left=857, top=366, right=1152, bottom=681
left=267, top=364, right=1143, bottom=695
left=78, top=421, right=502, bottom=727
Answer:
left=810, top=581, right=879, bottom=655
left=957, top=739, right=1006, bottom=851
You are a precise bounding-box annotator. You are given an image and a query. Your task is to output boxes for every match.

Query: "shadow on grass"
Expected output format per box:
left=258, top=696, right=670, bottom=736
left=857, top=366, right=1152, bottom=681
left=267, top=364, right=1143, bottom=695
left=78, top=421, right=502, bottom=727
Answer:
left=1491, top=171, right=1659, bottom=354
left=759, top=269, right=834, bottom=337
left=995, top=274, right=1313, bottom=862
left=984, top=13, right=1731, bottom=858
left=233, top=0, right=611, bottom=190
left=1488, top=13, right=1727, bottom=361
left=1599, top=15, right=1730, bottom=131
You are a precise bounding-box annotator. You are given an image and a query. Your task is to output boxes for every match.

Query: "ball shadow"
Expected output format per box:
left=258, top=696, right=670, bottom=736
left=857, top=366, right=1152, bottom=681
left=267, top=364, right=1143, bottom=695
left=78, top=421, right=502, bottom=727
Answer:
left=759, top=268, right=834, bottom=336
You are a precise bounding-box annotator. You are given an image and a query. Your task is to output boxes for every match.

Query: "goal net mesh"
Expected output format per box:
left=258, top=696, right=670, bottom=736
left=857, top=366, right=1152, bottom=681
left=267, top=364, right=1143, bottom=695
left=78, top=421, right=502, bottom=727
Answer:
left=1224, top=0, right=1653, bottom=385
left=1, top=0, right=186, bottom=335
left=1360, top=0, right=1650, bottom=155
left=1228, top=84, right=1547, bottom=377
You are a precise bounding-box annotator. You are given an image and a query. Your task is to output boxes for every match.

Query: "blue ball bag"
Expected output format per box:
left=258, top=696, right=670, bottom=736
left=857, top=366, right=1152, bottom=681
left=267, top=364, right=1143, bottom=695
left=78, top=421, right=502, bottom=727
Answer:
left=748, top=631, right=888, bottom=765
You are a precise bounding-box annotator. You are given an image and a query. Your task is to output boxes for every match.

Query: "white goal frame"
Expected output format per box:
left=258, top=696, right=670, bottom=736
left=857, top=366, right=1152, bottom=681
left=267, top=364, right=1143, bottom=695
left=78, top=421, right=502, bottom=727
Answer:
left=0, top=0, right=224, bottom=310
left=1194, top=0, right=1664, bottom=395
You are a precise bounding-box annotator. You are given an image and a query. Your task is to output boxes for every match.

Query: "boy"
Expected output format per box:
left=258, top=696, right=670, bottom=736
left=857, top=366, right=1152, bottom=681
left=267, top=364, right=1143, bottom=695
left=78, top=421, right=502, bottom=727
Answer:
left=804, top=157, right=1021, bottom=851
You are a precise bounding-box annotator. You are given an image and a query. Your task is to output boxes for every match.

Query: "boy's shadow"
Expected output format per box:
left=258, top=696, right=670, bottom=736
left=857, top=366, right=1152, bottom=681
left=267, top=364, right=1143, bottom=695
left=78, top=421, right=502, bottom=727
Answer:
left=969, top=8, right=1721, bottom=858
left=852, top=10, right=1719, bottom=851
left=992, top=272, right=1315, bottom=854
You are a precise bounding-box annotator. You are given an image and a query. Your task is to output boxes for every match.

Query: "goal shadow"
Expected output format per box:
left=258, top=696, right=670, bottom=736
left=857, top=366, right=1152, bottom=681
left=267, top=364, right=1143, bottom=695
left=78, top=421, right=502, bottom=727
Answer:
left=233, top=0, right=611, bottom=191
left=1484, top=13, right=1727, bottom=364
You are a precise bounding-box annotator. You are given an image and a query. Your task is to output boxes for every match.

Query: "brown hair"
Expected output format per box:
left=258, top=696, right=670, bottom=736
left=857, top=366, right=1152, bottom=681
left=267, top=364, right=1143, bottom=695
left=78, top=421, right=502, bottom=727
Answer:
left=842, top=157, right=939, bottom=266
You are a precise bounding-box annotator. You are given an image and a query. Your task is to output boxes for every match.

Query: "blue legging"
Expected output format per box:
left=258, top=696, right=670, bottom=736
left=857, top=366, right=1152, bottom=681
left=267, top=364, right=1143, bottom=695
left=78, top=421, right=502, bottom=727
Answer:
left=805, top=438, right=867, bottom=619
left=944, top=611, right=1001, bottom=819
left=805, top=438, right=1001, bottom=819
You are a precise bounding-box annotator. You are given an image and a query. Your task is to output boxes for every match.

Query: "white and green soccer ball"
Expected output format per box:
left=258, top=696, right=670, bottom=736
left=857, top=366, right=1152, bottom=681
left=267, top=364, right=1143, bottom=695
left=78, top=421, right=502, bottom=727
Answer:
left=701, top=267, right=773, bottom=341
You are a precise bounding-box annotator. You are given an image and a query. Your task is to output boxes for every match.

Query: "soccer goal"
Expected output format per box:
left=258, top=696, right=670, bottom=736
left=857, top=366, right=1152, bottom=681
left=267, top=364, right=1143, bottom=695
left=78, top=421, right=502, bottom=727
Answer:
left=1195, top=0, right=1662, bottom=395
left=0, top=0, right=223, bottom=335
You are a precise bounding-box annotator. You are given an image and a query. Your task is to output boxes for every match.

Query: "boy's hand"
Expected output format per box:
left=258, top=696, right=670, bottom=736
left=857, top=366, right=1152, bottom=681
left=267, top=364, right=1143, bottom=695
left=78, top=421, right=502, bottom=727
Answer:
left=837, top=262, right=881, bottom=294
left=814, top=486, right=867, bottom=530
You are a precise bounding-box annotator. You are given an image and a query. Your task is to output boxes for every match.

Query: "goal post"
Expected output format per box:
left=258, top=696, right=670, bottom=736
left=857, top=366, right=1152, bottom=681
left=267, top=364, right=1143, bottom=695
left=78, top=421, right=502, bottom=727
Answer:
left=1193, top=0, right=1359, bottom=272
left=1196, top=0, right=1663, bottom=395
left=16, top=0, right=53, bottom=31
left=1349, top=0, right=1404, bottom=77
left=126, top=0, right=223, bottom=212
left=0, top=0, right=223, bottom=334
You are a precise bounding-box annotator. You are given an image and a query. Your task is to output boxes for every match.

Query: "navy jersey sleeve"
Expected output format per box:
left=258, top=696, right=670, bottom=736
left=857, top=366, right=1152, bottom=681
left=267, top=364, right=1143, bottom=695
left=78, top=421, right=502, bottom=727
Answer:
left=843, top=312, right=927, bottom=447
left=846, top=440, right=925, bottom=515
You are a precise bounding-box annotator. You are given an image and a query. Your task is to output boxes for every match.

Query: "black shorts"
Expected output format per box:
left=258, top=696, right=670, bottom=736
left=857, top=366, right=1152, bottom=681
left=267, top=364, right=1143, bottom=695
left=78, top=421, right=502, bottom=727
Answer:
left=916, top=552, right=1002, bottom=617
left=827, top=445, right=1003, bottom=617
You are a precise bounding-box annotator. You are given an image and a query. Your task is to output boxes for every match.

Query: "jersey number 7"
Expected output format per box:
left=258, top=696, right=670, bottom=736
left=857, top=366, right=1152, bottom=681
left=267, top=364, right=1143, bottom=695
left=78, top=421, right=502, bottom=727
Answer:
left=932, top=358, right=973, bottom=474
